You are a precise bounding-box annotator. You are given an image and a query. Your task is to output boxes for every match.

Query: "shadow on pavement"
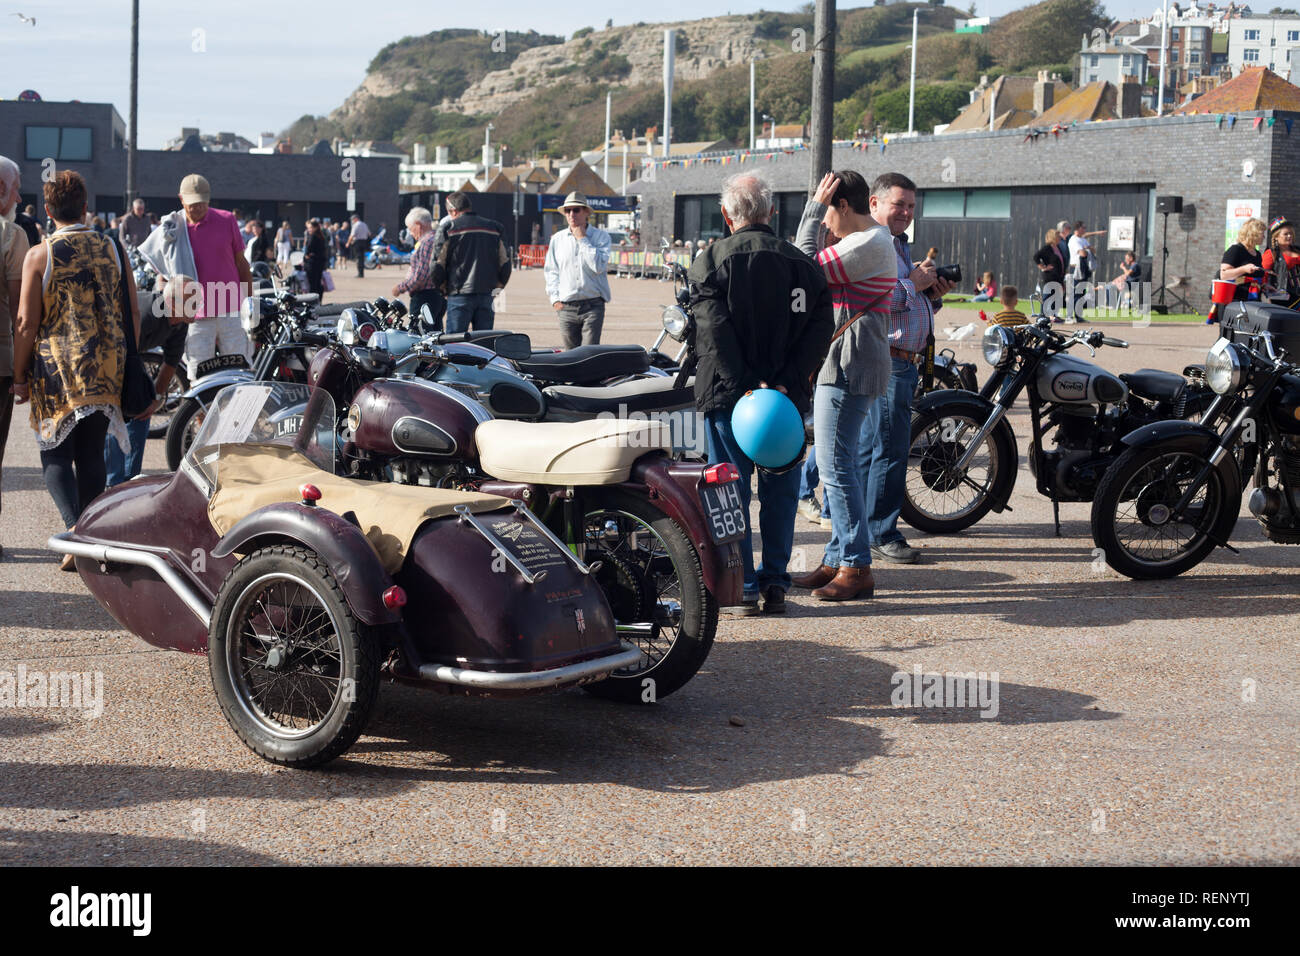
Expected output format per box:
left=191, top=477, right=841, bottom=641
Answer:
left=0, top=827, right=284, bottom=865
left=0, top=588, right=119, bottom=630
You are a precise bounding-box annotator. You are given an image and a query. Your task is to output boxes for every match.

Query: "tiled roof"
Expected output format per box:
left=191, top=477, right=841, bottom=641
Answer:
left=1034, top=82, right=1118, bottom=125
left=1173, top=66, right=1300, bottom=113
left=945, top=75, right=1069, bottom=132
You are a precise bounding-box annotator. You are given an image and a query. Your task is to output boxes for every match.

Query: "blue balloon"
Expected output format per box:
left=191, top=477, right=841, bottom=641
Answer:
left=730, top=389, right=804, bottom=468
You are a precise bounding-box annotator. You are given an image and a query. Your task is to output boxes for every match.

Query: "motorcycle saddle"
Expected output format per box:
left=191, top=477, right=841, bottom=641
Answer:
left=515, top=345, right=650, bottom=385
left=543, top=376, right=697, bottom=417
left=475, top=418, right=672, bottom=485
left=1119, top=368, right=1186, bottom=403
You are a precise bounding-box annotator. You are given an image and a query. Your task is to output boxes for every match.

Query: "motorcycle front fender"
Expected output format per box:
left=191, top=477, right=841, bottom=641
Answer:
left=1119, top=418, right=1221, bottom=448
left=623, top=454, right=744, bottom=606
left=1113, top=426, right=1243, bottom=541
left=210, top=501, right=401, bottom=626
left=181, top=369, right=255, bottom=403
left=911, top=390, right=1020, bottom=512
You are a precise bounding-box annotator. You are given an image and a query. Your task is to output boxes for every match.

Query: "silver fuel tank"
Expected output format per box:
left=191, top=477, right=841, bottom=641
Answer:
left=1036, top=353, right=1128, bottom=406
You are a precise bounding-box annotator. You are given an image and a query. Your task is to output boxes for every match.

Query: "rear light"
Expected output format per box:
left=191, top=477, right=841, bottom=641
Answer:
left=299, top=483, right=322, bottom=505
left=382, top=586, right=407, bottom=609
left=704, top=463, right=740, bottom=484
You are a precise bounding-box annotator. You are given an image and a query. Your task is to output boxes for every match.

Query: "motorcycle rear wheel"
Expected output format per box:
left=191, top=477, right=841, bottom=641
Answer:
left=165, top=398, right=206, bottom=471
left=579, top=489, right=717, bottom=704
left=141, top=356, right=188, bottom=439
left=1091, top=444, right=1234, bottom=579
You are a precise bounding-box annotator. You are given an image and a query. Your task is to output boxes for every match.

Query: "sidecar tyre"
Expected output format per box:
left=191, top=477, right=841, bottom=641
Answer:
left=165, top=397, right=205, bottom=471
left=580, top=489, right=717, bottom=705
left=208, top=545, right=381, bottom=768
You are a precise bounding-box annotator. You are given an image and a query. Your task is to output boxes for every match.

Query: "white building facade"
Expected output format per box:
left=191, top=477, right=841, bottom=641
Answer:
left=1227, top=16, right=1300, bottom=74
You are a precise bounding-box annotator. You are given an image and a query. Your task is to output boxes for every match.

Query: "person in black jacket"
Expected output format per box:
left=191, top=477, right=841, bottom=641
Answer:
left=301, top=219, right=330, bottom=300
left=689, top=172, right=834, bottom=615
left=1033, top=226, right=1067, bottom=321
left=431, top=192, right=512, bottom=333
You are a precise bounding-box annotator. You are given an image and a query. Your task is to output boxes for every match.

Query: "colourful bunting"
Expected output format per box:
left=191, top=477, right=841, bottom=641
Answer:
left=1216, top=114, right=1224, bottom=127
left=1253, top=116, right=1263, bottom=130
left=1267, top=117, right=1276, bottom=127
left=1228, top=114, right=1237, bottom=128
left=1287, top=118, right=1294, bottom=134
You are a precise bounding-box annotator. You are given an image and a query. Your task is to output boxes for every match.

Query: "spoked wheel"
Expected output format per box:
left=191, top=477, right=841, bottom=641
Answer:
left=902, top=406, right=1013, bottom=534
left=164, top=398, right=206, bottom=471
left=208, top=546, right=379, bottom=767
left=580, top=489, right=716, bottom=704
left=1091, top=444, right=1236, bottom=580
left=141, top=356, right=188, bottom=438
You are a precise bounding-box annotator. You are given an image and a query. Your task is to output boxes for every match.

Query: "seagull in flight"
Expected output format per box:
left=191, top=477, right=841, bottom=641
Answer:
left=13, top=12, right=36, bottom=25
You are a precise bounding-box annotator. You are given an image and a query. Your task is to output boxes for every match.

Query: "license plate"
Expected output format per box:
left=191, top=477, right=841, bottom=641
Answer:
left=700, top=481, right=746, bottom=543
left=196, top=354, right=249, bottom=377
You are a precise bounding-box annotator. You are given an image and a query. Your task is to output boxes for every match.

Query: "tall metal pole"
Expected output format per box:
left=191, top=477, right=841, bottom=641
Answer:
left=1157, top=0, right=1169, bottom=116
left=603, top=91, right=611, bottom=184
left=127, top=0, right=139, bottom=206
left=750, top=59, right=756, bottom=150
left=662, top=29, right=675, bottom=158
left=622, top=141, right=629, bottom=194
left=809, top=0, right=835, bottom=193
left=908, top=8, right=918, bottom=134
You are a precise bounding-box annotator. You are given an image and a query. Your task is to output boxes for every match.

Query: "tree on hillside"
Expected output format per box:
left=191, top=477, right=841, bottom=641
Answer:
left=989, top=0, right=1107, bottom=72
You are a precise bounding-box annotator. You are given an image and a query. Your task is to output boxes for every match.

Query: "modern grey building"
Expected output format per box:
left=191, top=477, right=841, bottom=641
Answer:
left=0, top=100, right=400, bottom=231
left=630, top=110, right=1300, bottom=312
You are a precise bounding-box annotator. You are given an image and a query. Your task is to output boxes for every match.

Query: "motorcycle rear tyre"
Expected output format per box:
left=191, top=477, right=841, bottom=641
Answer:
left=165, top=398, right=204, bottom=472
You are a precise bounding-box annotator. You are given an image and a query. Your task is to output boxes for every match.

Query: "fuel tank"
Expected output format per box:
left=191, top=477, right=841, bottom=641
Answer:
left=349, top=377, right=491, bottom=462
left=1036, top=353, right=1128, bottom=406
left=307, top=344, right=355, bottom=406
left=427, top=343, right=546, bottom=420
left=393, top=509, right=619, bottom=693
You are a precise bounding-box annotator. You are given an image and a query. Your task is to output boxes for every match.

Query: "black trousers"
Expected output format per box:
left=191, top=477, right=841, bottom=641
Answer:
left=409, top=289, right=446, bottom=331
left=39, top=412, right=110, bottom=529
left=353, top=243, right=366, bottom=277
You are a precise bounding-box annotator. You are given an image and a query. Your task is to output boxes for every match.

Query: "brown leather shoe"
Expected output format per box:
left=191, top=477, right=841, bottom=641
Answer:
left=812, top=566, right=875, bottom=601
left=791, top=564, right=836, bottom=590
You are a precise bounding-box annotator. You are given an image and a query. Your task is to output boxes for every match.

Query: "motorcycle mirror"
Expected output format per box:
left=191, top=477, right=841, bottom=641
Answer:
left=494, top=333, right=532, bottom=361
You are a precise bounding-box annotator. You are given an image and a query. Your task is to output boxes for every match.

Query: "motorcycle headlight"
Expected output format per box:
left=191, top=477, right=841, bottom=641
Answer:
left=661, top=305, right=689, bottom=341
left=982, top=324, right=1015, bottom=367
left=337, top=309, right=359, bottom=346
left=240, top=297, right=261, bottom=332
left=1205, top=338, right=1247, bottom=395
left=346, top=403, right=362, bottom=432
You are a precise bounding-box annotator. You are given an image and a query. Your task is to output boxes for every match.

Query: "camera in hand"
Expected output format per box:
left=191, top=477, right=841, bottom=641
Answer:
left=935, top=264, right=962, bottom=283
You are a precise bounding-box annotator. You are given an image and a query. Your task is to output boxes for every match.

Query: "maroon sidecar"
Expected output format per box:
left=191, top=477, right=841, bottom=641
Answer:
left=51, top=384, right=638, bottom=768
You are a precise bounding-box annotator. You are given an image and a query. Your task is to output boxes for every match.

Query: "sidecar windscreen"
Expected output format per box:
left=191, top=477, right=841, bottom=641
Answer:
left=184, top=382, right=335, bottom=492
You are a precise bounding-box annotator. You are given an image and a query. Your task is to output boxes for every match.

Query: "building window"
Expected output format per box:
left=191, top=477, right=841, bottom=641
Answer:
left=1090, top=54, right=1099, bottom=67
left=921, top=189, right=1010, bottom=219
left=1188, top=50, right=1200, bottom=64
left=25, top=126, right=93, bottom=162
left=1290, top=30, right=1300, bottom=42
left=1245, top=29, right=1261, bottom=41
left=1172, top=27, right=1180, bottom=40
left=1122, top=54, right=1131, bottom=69
left=1244, top=48, right=1260, bottom=62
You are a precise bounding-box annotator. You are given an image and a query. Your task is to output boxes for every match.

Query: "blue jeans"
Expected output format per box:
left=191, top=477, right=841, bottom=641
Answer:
left=445, top=293, right=495, bottom=333
left=704, top=410, right=800, bottom=597
left=864, top=357, right=919, bottom=547
left=798, top=444, right=830, bottom=518
left=105, top=416, right=150, bottom=488
left=814, top=384, right=878, bottom=568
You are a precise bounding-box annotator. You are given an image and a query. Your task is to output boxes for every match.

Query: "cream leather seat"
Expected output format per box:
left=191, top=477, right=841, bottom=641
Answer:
left=475, top=418, right=672, bottom=484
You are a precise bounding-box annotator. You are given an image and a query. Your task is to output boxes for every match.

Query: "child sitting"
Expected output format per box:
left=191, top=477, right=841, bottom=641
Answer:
left=972, top=270, right=997, bottom=301
left=992, top=285, right=1029, bottom=327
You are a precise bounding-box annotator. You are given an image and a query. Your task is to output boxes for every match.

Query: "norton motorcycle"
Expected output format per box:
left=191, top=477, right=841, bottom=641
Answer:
left=1090, top=300, right=1300, bottom=578
left=304, top=323, right=745, bottom=704
left=903, top=316, right=1216, bottom=535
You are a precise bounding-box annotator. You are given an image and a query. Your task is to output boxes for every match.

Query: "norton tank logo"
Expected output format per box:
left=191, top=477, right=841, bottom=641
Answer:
left=575, top=609, right=586, bottom=633
left=1053, top=372, right=1089, bottom=399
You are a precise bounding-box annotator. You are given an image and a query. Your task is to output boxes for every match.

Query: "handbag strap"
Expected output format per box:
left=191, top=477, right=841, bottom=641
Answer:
left=108, top=234, right=141, bottom=357
left=809, top=307, right=869, bottom=387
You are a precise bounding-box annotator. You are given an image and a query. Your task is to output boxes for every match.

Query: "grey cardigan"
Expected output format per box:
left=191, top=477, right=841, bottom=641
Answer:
left=795, top=200, right=894, bottom=398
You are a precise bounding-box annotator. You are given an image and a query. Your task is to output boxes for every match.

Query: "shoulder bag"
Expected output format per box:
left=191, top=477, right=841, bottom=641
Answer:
left=109, top=234, right=156, bottom=418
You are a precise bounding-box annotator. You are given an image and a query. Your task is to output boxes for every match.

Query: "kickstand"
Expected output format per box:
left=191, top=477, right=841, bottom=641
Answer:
left=1051, top=497, right=1062, bottom=537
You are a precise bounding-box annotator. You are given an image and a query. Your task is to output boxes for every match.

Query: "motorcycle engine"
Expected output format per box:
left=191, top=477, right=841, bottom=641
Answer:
left=1251, top=435, right=1300, bottom=543
left=1028, top=407, right=1117, bottom=502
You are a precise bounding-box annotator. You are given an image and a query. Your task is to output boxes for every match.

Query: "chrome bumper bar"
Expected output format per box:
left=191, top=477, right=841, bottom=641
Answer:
left=418, top=641, right=643, bottom=690
left=48, top=532, right=212, bottom=627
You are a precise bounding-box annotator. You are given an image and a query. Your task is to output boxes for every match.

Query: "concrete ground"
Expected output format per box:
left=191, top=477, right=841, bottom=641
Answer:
left=0, top=267, right=1295, bottom=865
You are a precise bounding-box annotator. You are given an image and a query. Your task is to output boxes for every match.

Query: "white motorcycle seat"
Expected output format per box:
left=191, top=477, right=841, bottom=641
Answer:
left=475, top=418, right=672, bottom=485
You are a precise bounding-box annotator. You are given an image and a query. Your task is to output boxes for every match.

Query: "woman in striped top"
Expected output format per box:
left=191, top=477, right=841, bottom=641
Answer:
left=791, top=171, right=898, bottom=602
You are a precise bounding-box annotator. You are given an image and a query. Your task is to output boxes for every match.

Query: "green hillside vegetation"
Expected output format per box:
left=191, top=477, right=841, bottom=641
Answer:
left=282, top=1, right=1108, bottom=162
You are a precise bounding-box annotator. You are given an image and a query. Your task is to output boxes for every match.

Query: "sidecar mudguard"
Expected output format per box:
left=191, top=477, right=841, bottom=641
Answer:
left=623, top=454, right=745, bottom=606
left=211, top=501, right=401, bottom=626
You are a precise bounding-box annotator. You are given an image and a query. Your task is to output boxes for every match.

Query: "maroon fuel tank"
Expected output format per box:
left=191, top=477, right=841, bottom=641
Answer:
left=349, top=377, right=491, bottom=464
left=307, top=344, right=355, bottom=406
left=392, top=508, right=620, bottom=692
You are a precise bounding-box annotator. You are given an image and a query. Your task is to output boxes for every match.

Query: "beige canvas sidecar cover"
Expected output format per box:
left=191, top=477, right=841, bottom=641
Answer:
left=208, top=444, right=507, bottom=572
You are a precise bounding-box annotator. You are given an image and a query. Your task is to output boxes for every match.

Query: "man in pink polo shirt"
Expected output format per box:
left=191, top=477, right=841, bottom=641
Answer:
left=178, top=173, right=253, bottom=378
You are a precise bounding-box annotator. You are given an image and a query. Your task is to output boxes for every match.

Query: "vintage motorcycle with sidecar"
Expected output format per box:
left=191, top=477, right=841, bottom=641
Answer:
left=51, top=383, right=647, bottom=768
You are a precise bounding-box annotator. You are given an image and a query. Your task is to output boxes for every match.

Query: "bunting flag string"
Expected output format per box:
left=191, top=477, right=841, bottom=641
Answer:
left=1216, top=114, right=1224, bottom=127
left=1267, top=116, right=1276, bottom=128
left=1253, top=116, right=1264, bottom=130
left=1227, top=114, right=1237, bottom=129
left=1286, top=118, right=1294, bottom=134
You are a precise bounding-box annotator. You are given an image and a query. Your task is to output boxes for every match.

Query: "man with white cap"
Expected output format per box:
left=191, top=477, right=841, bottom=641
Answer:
left=544, top=191, right=611, bottom=349
left=153, top=174, right=253, bottom=378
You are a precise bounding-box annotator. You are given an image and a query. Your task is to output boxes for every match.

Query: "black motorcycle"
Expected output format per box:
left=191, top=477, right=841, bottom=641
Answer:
left=902, top=316, right=1216, bottom=535
left=1090, top=301, right=1300, bottom=578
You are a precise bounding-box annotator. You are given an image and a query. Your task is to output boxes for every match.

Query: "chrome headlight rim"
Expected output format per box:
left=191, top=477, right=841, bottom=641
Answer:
left=981, top=324, right=1015, bottom=367
left=337, top=309, right=359, bottom=346
left=661, top=305, right=689, bottom=341
left=1205, top=337, right=1247, bottom=395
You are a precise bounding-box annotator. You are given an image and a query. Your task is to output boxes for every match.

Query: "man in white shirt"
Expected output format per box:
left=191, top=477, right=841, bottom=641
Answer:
left=544, top=192, right=612, bottom=349
left=1066, top=220, right=1103, bottom=322
left=347, top=214, right=371, bottom=278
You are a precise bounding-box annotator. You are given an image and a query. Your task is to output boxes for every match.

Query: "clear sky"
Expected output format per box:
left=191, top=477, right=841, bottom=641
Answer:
left=2, top=0, right=1159, bottom=149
